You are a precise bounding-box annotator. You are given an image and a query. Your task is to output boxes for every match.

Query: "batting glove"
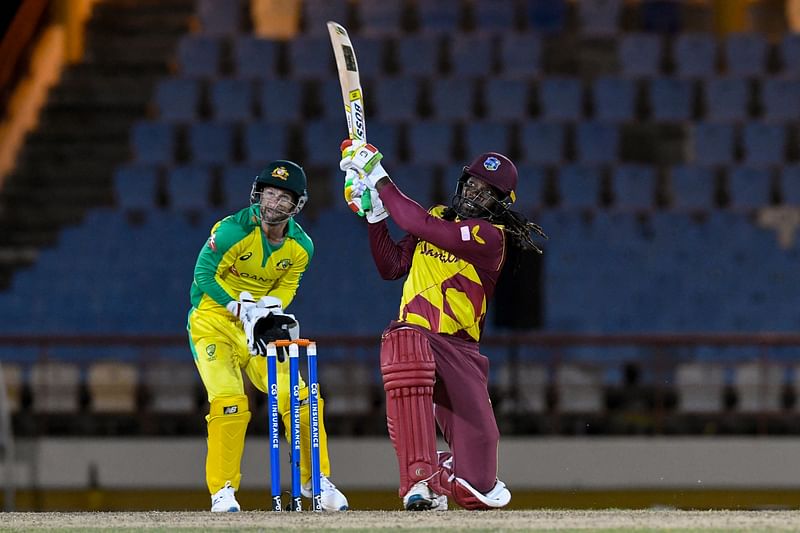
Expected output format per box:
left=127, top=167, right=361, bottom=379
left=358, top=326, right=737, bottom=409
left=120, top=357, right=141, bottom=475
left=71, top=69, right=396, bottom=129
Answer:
left=340, top=140, right=387, bottom=189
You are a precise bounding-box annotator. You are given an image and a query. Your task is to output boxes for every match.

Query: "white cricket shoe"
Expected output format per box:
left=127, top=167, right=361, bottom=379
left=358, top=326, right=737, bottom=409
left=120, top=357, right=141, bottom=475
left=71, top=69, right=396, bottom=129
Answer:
left=301, top=474, right=349, bottom=511
left=210, top=481, right=240, bottom=512
left=403, top=481, right=447, bottom=511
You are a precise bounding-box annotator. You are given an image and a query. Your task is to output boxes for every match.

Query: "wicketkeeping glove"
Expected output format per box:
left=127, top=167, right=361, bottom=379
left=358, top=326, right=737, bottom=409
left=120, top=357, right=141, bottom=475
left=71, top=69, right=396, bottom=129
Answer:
left=226, top=291, right=257, bottom=319
left=251, top=313, right=300, bottom=357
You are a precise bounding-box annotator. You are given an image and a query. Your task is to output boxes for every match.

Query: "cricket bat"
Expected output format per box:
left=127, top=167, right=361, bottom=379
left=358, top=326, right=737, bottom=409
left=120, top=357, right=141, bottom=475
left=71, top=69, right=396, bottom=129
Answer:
left=327, top=21, right=366, bottom=142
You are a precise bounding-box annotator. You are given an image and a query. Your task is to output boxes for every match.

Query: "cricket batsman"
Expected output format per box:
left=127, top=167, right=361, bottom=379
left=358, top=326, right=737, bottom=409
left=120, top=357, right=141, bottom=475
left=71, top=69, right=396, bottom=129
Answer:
left=187, top=160, right=348, bottom=512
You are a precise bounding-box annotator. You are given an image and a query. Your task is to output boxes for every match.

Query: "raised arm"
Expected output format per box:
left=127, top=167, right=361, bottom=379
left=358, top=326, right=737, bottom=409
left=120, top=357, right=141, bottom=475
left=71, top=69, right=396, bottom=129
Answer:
left=367, top=220, right=417, bottom=280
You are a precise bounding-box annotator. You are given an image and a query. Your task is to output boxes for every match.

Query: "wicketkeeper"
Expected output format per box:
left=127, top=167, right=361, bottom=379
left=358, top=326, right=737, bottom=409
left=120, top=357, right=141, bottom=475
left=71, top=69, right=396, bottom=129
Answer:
left=340, top=141, right=546, bottom=510
left=187, top=160, right=348, bottom=512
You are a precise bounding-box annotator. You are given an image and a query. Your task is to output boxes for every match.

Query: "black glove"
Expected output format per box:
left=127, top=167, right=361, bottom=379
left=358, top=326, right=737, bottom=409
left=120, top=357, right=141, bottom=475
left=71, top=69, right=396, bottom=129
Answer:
left=252, top=313, right=299, bottom=357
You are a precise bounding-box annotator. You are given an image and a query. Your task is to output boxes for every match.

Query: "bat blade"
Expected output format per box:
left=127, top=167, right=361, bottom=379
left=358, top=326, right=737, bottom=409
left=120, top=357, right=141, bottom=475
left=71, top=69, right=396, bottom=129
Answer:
left=327, top=21, right=366, bottom=142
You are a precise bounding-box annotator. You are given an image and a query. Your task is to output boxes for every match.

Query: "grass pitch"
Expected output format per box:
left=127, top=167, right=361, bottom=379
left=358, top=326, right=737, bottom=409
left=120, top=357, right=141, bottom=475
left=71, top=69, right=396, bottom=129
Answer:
left=1, top=510, right=800, bottom=532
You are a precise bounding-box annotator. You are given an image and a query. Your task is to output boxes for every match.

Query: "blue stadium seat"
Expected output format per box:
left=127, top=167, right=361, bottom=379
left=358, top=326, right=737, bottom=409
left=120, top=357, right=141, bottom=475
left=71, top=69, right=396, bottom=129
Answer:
left=397, top=34, right=442, bottom=76
left=499, top=33, right=541, bottom=78
left=351, top=36, right=386, bottom=76
left=449, top=34, right=493, bottom=76
left=302, top=0, right=348, bottom=35
left=742, top=122, right=786, bottom=166
left=367, top=121, right=401, bottom=164
left=390, top=164, right=438, bottom=208
left=520, top=121, right=565, bottom=164
left=473, top=0, right=515, bottom=31
left=612, top=164, right=655, bottom=210
left=432, top=77, right=477, bottom=121
left=233, top=36, right=279, bottom=79
left=304, top=119, right=343, bottom=166
left=374, top=77, right=420, bottom=122
left=485, top=78, right=529, bottom=120
left=641, top=0, right=681, bottom=33
left=198, top=0, right=243, bottom=35
left=167, top=165, right=212, bottom=211
left=558, top=165, right=601, bottom=208
left=114, top=164, right=158, bottom=210
left=761, top=78, right=800, bottom=123
left=464, top=121, right=512, bottom=159
left=407, top=121, right=454, bottom=164
left=210, top=78, right=254, bottom=121
left=703, top=77, right=748, bottom=122
left=243, top=122, right=289, bottom=165
left=670, top=165, right=715, bottom=210
left=176, top=35, right=220, bottom=77
left=259, top=79, right=303, bottom=123
left=514, top=164, right=546, bottom=213
left=154, top=78, right=200, bottom=122
left=577, top=0, right=622, bottom=36
left=779, top=165, right=800, bottom=206
left=575, top=121, right=618, bottom=164
left=674, top=33, right=716, bottom=78
left=724, top=33, right=767, bottom=77
left=418, top=0, right=461, bottom=33
left=357, top=0, right=403, bottom=36
left=288, top=35, right=332, bottom=79
left=539, top=78, right=583, bottom=121
left=592, top=77, right=635, bottom=122
left=691, top=122, right=735, bottom=165
left=525, top=0, right=566, bottom=33
left=187, top=122, right=235, bottom=164
left=649, top=77, right=692, bottom=121
left=221, top=164, right=261, bottom=210
left=131, top=121, right=174, bottom=164
left=780, top=34, right=800, bottom=76
left=619, top=33, right=663, bottom=77
left=318, top=78, right=347, bottom=120
left=728, top=166, right=772, bottom=209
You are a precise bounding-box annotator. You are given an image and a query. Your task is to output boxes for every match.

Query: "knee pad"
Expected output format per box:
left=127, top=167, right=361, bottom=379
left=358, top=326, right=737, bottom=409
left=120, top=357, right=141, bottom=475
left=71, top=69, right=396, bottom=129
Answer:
left=380, top=327, right=440, bottom=496
left=451, top=477, right=511, bottom=510
left=206, top=395, right=250, bottom=494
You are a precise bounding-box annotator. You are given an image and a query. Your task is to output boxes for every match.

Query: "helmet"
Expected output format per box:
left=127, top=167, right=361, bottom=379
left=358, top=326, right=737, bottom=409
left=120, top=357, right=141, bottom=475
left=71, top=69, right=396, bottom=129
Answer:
left=250, top=160, right=308, bottom=223
left=452, top=152, right=517, bottom=220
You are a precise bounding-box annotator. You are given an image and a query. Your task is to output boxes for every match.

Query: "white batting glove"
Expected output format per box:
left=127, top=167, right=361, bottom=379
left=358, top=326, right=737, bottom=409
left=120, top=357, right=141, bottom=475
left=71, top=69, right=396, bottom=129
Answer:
left=365, top=188, right=388, bottom=223
left=340, top=139, right=387, bottom=189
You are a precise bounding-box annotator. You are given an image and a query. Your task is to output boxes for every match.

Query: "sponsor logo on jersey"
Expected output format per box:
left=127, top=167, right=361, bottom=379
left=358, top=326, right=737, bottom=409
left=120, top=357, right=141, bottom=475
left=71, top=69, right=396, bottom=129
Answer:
left=471, top=225, right=485, bottom=245
left=239, top=252, right=252, bottom=261
left=418, top=241, right=459, bottom=264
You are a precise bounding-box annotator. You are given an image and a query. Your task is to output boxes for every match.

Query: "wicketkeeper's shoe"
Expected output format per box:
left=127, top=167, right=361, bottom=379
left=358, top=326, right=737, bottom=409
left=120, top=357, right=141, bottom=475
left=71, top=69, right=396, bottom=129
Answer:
left=210, top=481, right=241, bottom=512
left=301, top=474, right=349, bottom=511
left=402, top=481, right=447, bottom=511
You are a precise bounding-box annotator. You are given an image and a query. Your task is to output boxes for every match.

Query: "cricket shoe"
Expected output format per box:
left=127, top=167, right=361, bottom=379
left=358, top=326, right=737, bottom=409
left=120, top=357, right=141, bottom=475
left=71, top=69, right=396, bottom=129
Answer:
left=452, top=477, right=511, bottom=510
left=301, top=474, right=349, bottom=511
left=403, top=481, right=447, bottom=511
left=210, top=481, right=240, bottom=512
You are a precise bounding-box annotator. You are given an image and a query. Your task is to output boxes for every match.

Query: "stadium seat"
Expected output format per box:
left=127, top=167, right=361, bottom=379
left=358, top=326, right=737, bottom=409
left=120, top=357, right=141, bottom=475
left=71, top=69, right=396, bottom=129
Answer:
left=418, top=0, right=461, bottom=33
left=30, top=361, right=81, bottom=413
left=592, top=77, right=636, bottom=122
left=389, top=164, right=438, bottom=208
left=555, top=364, right=604, bottom=413
left=723, top=33, right=767, bottom=77
left=618, top=33, right=662, bottom=77
left=319, top=361, right=376, bottom=416
left=525, top=0, right=566, bottom=33
left=669, top=165, right=715, bottom=210
left=464, top=121, right=512, bottom=159
left=612, top=164, right=656, bottom=210
left=474, top=0, right=515, bottom=31
left=187, top=122, right=235, bottom=164
left=407, top=121, right=454, bottom=164
left=131, top=121, right=174, bottom=164
left=176, top=35, right=220, bottom=77
left=575, top=121, right=618, bottom=164
left=198, top=0, right=243, bottom=35
left=367, top=121, right=402, bottom=164
left=733, top=362, right=784, bottom=412
left=557, top=164, right=601, bottom=208
left=114, top=164, right=158, bottom=210
left=514, top=164, right=547, bottom=213
left=649, top=77, right=693, bottom=121
left=304, top=119, right=345, bottom=166
left=431, top=77, right=477, bottom=121
left=397, top=34, right=443, bottom=76
left=494, top=361, right=548, bottom=414
left=233, top=36, right=279, bottom=79
left=357, top=0, right=403, bottom=36
left=0, top=363, right=22, bottom=413
left=742, top=123, right=786, bottom=166
left=351, top=36, right=386, bottom=76
left=703, top=77, right=749, bottom=122
left=728, top=166, right=773, bottom=210
left=259, top=79, right=304, bottom=123
left=242, top=122, right=289, bottom=165
left=167, top=165, right=213, bottom=211
left=373, top=77, right=420, bottom=123
left=154, top=78, right=200, bottom=122
left=641, top=0, right=681, bottom=33
left=690, top=122, right=735, bottom=165
left=302, top=0, right=348, bottom=35
left=779, top=165, right=800, bottom=206
left=143, top=361, right=198, bottom=413
left=675, top=362, right=724, bottom=413
left=485, top=78, right=530, bottom=120
left=221, top=164, right=261, bottom=210
left=499, top=33, right=541, bottom=78
left=761, top=78, right=800, bottom=123
left=288, top=35, right=332, bottom=79
left=674, top=33, right=717, bottom=78
left=780, top=33, right=800, bottom=76
left=539, top=77, right=583, bottom=121
left=318, top=78, right=348, bottom=121
left=520, top=121, right=565, bottom=164
left=210, top=78, right=254, bottom=121
left=577, top=0, right=622, bottom=36
left=87, top=361, right=138, bottom=413
left=449, top=34, right=494, bottom=76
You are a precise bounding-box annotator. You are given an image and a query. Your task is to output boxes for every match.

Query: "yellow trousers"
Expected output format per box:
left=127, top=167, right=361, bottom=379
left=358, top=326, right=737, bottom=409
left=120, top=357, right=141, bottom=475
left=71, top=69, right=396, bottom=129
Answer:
left=188, top=309, right=331, bottom=494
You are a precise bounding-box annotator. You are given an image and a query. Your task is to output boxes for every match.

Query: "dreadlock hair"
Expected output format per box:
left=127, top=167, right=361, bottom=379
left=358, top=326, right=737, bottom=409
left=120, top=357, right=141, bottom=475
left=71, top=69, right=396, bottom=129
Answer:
left=441, top=205, right=547, bottom=255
